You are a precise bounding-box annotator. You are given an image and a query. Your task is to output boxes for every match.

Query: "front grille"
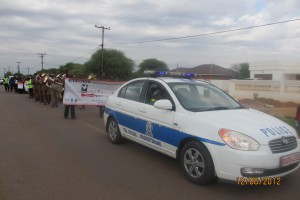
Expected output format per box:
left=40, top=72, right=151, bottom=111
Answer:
left=269, top=136, right=298, bottom=154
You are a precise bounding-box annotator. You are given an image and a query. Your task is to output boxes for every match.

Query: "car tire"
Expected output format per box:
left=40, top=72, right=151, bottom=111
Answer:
left=180, top=141, right=216, bottom=185
left=107, top=117, right=123, bottom=144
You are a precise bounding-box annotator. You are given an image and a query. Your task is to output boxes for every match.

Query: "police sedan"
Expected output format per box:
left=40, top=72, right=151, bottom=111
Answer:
left=104, top=72, right=300, bottom=185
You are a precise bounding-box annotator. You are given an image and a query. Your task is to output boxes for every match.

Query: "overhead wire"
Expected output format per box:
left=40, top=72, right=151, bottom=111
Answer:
left=2, top=17, right=299, bottom=70
left=38, top=46, right=100, bottom=69
left=109, top=18, right=300, bottom=45
left=69, top=46, right=100, bottom=63
left=13, top=17, right=300, bottom=69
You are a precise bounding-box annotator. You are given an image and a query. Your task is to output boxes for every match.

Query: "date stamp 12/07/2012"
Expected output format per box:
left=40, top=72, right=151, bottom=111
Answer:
left=236, top=177, right=281, bottom=186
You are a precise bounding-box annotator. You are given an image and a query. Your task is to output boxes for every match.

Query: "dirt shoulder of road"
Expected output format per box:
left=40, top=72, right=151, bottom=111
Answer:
left=239, top=98, right=298, bottom=118
left=239, top=98, right=299, bottom=135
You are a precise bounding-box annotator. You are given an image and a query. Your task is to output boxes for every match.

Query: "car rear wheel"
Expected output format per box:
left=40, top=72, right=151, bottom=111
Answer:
left=107, top=117, right=123, bottom=144
left=180, top=141, right=216, bottom=185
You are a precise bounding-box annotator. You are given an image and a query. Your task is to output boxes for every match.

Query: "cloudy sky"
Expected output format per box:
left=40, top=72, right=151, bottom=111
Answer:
left=0, top=0, right=299, bottom=74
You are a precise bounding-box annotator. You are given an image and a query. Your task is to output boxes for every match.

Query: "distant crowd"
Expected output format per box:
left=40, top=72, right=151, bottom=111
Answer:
left=2, top=75, right=31, bottom=94
left=2, top=73, right=63, bottom=107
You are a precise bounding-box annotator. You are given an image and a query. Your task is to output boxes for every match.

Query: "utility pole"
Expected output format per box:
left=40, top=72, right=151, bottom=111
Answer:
left=37, top=53, right=46, bottom=70
left=16, top=61, right=21, bottom=74
left=3, top=68, right=5, bottom=77
left=95, top=25, right=110, bottom=78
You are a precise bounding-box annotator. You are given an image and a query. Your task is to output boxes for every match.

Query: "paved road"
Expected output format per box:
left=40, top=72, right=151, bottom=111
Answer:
left=0, top=86, right=300, bottom=200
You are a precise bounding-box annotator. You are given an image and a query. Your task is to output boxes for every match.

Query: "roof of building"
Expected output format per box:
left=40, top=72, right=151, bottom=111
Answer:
left=170, top=64, right=237, bottom=77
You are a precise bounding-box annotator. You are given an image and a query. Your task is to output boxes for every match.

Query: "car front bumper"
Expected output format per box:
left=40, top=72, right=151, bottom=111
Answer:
left=208, top=143, right=300, bottom=182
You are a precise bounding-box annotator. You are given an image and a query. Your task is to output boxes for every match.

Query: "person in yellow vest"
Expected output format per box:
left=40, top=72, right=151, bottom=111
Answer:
left=3, top=76, right=9, bottom=92
left=27, top=76, right=33, bottom=99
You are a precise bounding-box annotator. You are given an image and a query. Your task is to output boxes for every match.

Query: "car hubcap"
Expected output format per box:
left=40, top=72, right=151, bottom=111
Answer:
left=183, top=148, right=205, bottom=178
left=108, top=120, right=118, bottom=140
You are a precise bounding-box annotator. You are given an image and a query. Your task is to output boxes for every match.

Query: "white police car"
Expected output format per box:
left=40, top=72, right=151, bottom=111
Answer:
left=104, top=71, right=300, bottom=185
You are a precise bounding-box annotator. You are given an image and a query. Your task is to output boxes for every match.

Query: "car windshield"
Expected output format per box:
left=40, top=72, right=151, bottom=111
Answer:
left=168, top=82, right=244, bottom=112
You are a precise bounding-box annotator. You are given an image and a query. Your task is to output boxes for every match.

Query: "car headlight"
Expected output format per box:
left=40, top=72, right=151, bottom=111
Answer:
left=218, top=129, right=260, bottom=151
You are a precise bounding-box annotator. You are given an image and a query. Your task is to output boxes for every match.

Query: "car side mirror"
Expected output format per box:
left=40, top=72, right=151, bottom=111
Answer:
left=154, top=99, right=173, bottom=110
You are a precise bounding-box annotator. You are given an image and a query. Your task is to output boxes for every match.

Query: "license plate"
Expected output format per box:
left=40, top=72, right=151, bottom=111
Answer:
left=280, top=152, right=300, bottom=167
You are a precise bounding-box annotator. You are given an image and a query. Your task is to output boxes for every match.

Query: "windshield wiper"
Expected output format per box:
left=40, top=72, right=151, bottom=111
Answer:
left=202, top=107, right=230, bottom=111
left=204, top=106, right=246, bottom=111
left=191, top=106, right=246, bottom=112
left=232, top=106, right=246, bottom=109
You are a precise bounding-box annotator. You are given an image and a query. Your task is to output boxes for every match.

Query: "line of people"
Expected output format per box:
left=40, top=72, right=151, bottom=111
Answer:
left=2, top=76, right=30, bottom=93
left=2, top=70, right=105, bottom=120
left=2, top=73, right=63, bottom=107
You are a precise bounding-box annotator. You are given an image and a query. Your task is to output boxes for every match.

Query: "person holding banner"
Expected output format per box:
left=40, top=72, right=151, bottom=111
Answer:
left=63, top=69, right=76, bottom=119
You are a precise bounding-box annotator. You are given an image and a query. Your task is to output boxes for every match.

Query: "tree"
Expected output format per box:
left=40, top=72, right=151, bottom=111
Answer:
left=37, top=63, right=83, bottom=77
left=138, top=58, right=169, bottom=74
left=4, top=71, right=13, bottom=77
left=84, top=49, right=134, bottom=80
left=230, top=63, right=250, bottom=79
left=230, top=63, right=241, bottom=73
left=238, top=63, right=250, bottom=79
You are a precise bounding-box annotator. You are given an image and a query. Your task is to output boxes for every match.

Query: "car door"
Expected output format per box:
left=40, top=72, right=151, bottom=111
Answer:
left=136, top=81, right=178, bottom=157
left=112, top=80, right=147, bottom=140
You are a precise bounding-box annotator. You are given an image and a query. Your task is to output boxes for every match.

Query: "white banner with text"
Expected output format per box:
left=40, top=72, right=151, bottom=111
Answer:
left=63, top=78, right=124, bottom=105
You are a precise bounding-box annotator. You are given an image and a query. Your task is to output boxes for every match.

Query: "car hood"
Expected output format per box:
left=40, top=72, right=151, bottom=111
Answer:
left=189, top=108, right=297, bottom=145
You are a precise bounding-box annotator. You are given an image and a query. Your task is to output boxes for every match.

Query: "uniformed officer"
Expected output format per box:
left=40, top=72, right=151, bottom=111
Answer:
left=50, top=73, right=59, bottom=108
left=40, top=73, right=49, bottom=105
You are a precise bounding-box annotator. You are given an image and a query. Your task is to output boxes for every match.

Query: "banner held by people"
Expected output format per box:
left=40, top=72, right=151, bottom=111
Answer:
left=63, top=78, right=124, bottom=105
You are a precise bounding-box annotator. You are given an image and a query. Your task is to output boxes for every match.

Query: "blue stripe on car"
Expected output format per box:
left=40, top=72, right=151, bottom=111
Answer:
left=105, top=107, right=225, bottom=147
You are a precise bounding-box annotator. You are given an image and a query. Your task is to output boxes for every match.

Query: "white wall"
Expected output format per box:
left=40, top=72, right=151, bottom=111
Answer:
left=210, top=80, right=300, bottom=103
left=250, top=65, right=300, bottom=81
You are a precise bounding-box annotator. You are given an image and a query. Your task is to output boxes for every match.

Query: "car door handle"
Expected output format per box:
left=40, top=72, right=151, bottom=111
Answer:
left=116, top=101, right=122, bottom=106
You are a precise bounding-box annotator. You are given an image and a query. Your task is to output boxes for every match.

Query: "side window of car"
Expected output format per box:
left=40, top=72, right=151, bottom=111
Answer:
left=118, top=81, right=145, bottom=102
left=118, top=86, right=127, bottom=98
left=145, top=82, right=171, bottom=105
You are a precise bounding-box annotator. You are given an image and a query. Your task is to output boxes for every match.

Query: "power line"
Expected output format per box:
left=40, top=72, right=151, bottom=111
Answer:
left=16, top=61, right=21, bottom=74
left=95, top=25, right=110, bottom=77
left=37, top=53, right=46, bottom=70
left=2, top=18, right=299, bottom=73
left=70, top=46, right=100, bottom=63
left=110, top=18, right=300, bottom=45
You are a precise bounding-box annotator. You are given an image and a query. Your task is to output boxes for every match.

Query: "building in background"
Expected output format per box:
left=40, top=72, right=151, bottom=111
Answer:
left=170, top=64, right=237, bottom=80
left=249, top=66, right=300, bottom=81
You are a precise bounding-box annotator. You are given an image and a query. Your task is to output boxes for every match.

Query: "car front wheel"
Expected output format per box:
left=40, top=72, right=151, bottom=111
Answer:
left=180, top=141, right=216, bottom=185
left=107, top=117, right=123, bottom=144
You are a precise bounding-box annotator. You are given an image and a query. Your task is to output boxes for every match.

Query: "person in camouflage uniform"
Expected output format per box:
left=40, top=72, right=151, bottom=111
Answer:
left=40, top=73, right=49, bottom=105
left=50, top=73, right=59, bottom=108
left=37, top=75, right=43, bottom=103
